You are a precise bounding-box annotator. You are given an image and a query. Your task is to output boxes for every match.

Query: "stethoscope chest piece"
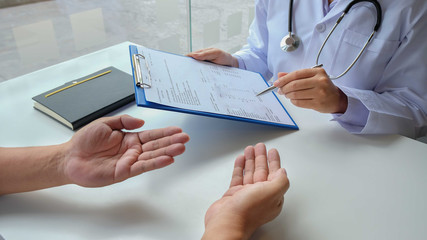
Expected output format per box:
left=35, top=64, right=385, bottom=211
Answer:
left=280, top=33, right=300, bottom=52
left=281, top=0, right=382, bottom=78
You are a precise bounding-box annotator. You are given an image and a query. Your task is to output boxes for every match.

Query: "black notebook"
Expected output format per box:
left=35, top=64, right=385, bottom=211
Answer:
left=32, top=67, right=135, bottom=130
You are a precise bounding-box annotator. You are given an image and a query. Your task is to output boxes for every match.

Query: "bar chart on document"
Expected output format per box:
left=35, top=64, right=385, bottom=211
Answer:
left=136, top=46, right=295, bottom=126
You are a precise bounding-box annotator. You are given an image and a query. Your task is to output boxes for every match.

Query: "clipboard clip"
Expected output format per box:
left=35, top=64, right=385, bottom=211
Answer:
left=132, top=53, right=152, bottom=88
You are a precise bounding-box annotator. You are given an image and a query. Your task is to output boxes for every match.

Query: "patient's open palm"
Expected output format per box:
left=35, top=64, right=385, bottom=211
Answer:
left=203, top=143, right=289, bottom=239
left=63, top=115, right=189, bottom=187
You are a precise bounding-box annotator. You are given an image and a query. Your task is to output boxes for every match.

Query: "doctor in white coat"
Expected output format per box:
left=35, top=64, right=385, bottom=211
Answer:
left=188, top=0, right=427, bottom=139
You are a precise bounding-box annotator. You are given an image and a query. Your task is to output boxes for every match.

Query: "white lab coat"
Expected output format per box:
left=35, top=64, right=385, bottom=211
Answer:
left=234, top=0, right=427, bottom=138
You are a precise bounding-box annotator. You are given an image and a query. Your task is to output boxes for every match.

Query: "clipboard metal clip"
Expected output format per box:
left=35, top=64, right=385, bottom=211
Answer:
left=132, top=54, right=152, bottom=88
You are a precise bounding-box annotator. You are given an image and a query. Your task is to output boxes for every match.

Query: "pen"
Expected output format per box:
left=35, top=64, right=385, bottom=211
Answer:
left=256, top=64, right=323, bottom=96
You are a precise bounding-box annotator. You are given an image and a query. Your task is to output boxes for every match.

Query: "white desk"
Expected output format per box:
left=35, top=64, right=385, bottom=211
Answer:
left=1, top=42, right=426, bottom=240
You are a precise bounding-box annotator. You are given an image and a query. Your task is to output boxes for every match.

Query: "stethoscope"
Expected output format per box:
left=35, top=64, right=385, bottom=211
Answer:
left=280, top=0, right=382, bottom=80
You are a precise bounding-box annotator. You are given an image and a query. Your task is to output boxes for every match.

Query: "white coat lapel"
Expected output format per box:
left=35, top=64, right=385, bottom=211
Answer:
left=321, top=0, right=352, bottom=23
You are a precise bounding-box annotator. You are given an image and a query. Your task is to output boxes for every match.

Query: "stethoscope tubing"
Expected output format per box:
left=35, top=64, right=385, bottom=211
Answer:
left=286, top=0, right=382, bottom=80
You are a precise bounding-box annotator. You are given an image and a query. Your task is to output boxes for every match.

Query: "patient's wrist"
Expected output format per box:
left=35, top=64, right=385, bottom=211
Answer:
left=202, top=215, right=252, bottom=240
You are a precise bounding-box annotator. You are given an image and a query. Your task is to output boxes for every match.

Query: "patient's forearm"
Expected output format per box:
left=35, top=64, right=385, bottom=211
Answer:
left=0, top=145, right=68, bottom=195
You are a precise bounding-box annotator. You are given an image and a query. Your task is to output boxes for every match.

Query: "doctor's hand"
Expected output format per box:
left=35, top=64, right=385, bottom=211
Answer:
left=274, top=68, right=348, bottom=113
left=62, top=114, right=190, bottom=187
left=187, top=48, right=239, bottom=68
left=202, top=143, right=289, bottom=240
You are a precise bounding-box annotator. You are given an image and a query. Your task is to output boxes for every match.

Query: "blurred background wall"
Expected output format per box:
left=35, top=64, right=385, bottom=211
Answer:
left=0, top=0, right=254, bottom=83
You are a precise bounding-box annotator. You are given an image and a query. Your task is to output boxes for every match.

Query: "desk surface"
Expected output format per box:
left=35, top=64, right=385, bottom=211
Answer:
left=1, top=42, right=426, bottom=240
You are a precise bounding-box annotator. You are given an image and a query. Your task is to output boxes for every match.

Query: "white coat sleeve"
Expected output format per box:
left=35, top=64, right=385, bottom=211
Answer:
left=332, top=8, right=427, bottom=138
left=233, top=0, right=273, bottom=80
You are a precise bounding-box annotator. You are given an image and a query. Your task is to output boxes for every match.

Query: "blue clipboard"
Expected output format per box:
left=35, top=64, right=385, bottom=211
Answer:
left=129, top=44, right=298, bottom=130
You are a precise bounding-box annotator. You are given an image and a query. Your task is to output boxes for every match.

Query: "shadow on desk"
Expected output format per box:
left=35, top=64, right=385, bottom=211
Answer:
left=0, top=192, right=156, bottom=223
left=0, top=192, right=174, bottom=238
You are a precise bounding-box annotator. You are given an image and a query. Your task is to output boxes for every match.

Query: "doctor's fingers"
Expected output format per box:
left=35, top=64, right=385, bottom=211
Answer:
left=187, top=48, right=223, bottom=60
left=287, top=88, right=342, bottom=113
left=274, top=68, right=328, bottom=88
left=280, top=78, right=316, bottom=96
left=280, top=70, right=335, bottom=96
left=284, top=88, right=319, bottom=103
left=284, top=84, right=339, bottom=104
left=277, top=72, right=288, bottom=78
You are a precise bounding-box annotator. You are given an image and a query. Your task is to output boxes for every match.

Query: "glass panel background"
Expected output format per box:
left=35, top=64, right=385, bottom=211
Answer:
left=190, top=0, right=254, bottom=53
left=0, top=0, right=254, bottom=83
left=0, top=0, right=190, bottom=83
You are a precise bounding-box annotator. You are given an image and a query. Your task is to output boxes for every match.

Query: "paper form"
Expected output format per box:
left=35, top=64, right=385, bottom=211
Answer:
left=136, top=46, right=294, bottom=125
